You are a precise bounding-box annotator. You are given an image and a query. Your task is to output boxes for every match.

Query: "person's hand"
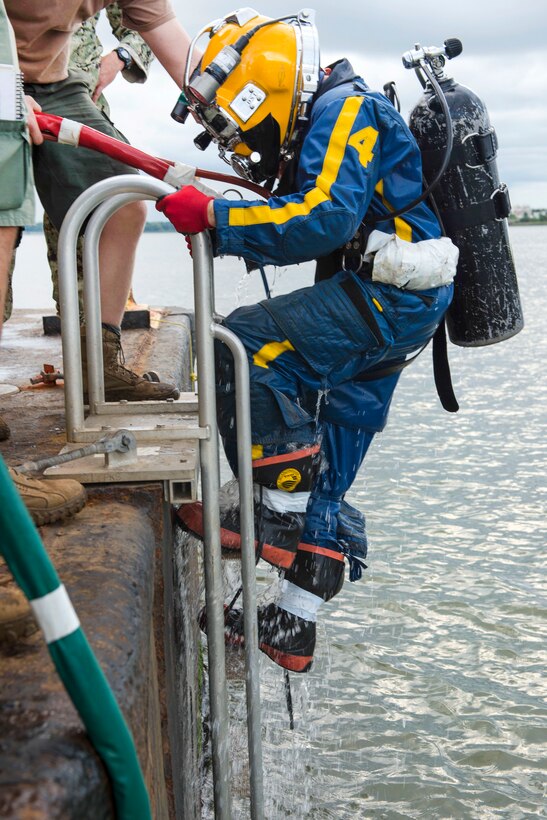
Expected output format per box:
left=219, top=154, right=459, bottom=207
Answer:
left=155, top=185, right=215, bottom=234
left=92, top=51, right=125, bottom=103
left=24, top=95, right=44, bottom=144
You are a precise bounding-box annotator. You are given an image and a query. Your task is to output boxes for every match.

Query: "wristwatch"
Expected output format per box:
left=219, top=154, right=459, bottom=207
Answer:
left=115, top=47, right=133, bottom=71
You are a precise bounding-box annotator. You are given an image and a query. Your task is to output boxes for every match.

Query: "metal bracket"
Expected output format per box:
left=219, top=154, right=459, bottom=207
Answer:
left=29, top=364, right=64, bottom=386
left=15, top=429, right=138, bottom=475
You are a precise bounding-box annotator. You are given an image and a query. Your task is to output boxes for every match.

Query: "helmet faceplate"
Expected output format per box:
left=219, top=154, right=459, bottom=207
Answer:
left=184, top=8, right=320, bottom=183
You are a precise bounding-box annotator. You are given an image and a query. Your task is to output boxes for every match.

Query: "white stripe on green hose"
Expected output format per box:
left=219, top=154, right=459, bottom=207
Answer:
left=29, top=584, right=80, bottom=644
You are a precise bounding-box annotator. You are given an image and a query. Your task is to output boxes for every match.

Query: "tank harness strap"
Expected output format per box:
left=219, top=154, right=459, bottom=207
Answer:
left=420, top=128, right=498, bottom=176
left=341, top=224, right=372, bottom=272
left=432, top=317, right=459, bottom=413
left=353, top=342, right=429, bottom=382
left=331, top=235, right=459, bottom=412
left=440, top=184, right=511, bottom=234
left=382, top=81, right=401, bottom=112
left=351, top=290, right=434, bottom=381
left=351, top=316, right=459, bottom=413
left=339, top=276, right=384, bottom=345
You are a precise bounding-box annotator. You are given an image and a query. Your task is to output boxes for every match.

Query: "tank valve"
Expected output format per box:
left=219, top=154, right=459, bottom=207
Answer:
left=402, top=38, right=463, bottom=69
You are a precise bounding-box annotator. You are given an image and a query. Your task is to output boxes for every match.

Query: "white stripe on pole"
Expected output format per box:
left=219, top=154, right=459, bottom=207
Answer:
left=58, top=118, right=83, bottom=146
left=163, top=162, right=196, bottom=189
left=30, top=584, right=81, bottom=644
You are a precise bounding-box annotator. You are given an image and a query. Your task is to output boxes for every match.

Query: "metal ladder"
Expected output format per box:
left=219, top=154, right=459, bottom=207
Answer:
left=54, top=175, right=264, bottom=819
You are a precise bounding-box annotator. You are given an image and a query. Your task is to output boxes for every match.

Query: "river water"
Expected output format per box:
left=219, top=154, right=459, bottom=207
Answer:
left=12, top=226, right=547, bottom=818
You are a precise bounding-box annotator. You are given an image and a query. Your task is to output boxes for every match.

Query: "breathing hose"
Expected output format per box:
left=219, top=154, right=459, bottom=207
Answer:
left=0, top=458, right=151, bottom=819
left=372, top=59, right=453, bottom=223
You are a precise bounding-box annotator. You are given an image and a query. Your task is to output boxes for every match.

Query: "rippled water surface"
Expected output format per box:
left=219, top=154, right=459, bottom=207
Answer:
left=14, top=226, right=547, bottom=818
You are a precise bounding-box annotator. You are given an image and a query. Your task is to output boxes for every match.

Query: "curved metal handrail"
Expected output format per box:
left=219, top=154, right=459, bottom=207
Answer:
left=57, top=176, right=264, bottom=819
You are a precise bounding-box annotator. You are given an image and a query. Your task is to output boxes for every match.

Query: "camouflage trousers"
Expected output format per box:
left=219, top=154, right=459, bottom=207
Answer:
left=3, top=216, right=84, bottom=324
left=3, top=251, right=13, bottom=323
left=44, top=213, right=85, bottom=321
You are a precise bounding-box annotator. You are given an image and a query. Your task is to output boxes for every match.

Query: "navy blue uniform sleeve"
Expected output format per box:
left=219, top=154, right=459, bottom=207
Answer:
left=213, top=95, right=382, bottom=267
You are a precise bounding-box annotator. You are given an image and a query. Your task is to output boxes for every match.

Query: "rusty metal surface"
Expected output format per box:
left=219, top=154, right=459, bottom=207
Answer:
left=0, top=486, right=168, bottom=819
left=0, top=309, right=200, bottom=819
left=0, top=308, right=193, bottom=468
left=168, top=527, right=202, bottom=820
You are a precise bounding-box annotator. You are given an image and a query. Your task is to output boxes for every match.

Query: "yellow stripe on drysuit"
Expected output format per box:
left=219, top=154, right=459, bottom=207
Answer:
left=251, top=444, right=264, bottom=460
left=229, top=96, right=365, bottom=228
left=253, top=339, right=295, bottom=369
left=374, top=180, right=413, bottom=241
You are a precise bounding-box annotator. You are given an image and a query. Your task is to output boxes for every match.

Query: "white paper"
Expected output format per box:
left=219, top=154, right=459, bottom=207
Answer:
left=0, top=63, right=23, bottom=120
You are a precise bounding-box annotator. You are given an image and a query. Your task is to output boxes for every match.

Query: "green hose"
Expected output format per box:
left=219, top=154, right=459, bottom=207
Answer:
left=0, top=456, right=151, bottom=819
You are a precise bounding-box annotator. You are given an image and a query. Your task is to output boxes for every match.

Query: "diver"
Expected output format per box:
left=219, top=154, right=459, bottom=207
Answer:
left=157, top=8, right=458, bottom=673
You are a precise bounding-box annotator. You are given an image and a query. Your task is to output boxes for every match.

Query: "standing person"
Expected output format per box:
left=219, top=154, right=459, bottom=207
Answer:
left=0, top=0, right=40, bottom=337
left=156, top=9, right=458, bottom=673
left=0, top=0, right=86, bottom=647
left=5, top=0, right=196, bottom=401
left=44, top=4, right=155, bottom=319
left=3, top=4, right=155, bottom=327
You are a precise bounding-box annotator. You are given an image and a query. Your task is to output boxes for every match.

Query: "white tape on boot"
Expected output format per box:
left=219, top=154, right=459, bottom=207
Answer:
left=276, top=580, right=323, bottom=622
left=261, top=485, right=310, bottom=513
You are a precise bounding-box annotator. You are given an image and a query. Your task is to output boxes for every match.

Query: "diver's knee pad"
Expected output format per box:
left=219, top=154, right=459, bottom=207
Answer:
left=249, top=445, right=321, bottom=569
left=252, top=444, right=321, bottom=495
left=284, top=543, right=345, bottom=602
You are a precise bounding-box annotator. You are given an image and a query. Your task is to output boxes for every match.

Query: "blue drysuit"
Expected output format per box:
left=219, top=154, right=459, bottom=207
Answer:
left=213, top=59, right=453, bottom=567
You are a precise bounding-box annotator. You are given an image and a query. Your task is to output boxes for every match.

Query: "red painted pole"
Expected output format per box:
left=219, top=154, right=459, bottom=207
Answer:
left=35, top=112, right=269, bottom=199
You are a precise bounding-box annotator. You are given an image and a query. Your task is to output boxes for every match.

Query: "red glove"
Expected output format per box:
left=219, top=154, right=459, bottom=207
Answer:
left=155, top=185, right=214, bottom=234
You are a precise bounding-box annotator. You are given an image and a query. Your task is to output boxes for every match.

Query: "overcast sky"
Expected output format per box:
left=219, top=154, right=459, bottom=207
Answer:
left=96, top=0, right=547, bottom=207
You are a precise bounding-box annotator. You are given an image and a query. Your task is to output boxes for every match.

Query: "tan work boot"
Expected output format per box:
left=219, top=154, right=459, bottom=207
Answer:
left=9, top=467, right=86, bottom=526
left=0, top=415, right=10, bottom=441
left=0, top=563, right=37, bottom=647
left=82, top=326, right=180, bottom=402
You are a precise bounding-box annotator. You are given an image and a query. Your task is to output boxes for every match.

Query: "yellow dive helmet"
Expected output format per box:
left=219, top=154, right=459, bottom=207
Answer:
left=183, top=8, right=320, bottom=184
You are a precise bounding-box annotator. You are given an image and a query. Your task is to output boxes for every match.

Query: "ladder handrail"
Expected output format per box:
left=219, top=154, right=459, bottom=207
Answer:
left=57, top=176, right=264, bottom=819
left=82, top=194, right=136, bottom=407
left=214, top=324, right=264, bottom=818
left=190, top=230, right=232, bottom=819
left=57, top=176, right=176, bottom=437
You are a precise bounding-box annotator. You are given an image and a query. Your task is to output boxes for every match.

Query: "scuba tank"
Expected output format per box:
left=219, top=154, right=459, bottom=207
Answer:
left=404, top=40, right=523, bottom=346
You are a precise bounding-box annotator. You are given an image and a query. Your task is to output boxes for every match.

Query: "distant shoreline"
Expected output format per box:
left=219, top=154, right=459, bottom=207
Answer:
left=23, top=220, right=547, bottom=234
left=24, top=221, right=176, bottom=234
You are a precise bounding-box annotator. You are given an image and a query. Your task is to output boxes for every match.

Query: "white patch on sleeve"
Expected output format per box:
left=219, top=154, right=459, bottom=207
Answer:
left=367, top=230, right=459, bottom=290
left=30, top=584, right=80, bottom=644
left=58, top=119, right=83, bottom=146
